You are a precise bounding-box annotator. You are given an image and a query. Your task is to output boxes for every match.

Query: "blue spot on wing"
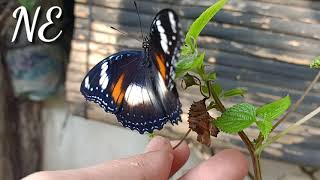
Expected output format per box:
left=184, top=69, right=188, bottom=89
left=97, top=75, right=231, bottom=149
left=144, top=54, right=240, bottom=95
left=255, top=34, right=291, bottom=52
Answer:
left=80, top=49, right=182, bottom=134
left=164, top=87, right=182, bottom=125
left=80, top=50, right=143, bottom=113
left=116, top=95, right=181, bottom=134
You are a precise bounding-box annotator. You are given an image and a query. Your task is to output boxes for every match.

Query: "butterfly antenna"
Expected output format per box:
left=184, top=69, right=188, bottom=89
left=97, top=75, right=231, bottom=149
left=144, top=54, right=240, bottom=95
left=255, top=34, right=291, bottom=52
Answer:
left=110, top=26, right=142, bottom=43
left=134, top=1, right=144, bottom=40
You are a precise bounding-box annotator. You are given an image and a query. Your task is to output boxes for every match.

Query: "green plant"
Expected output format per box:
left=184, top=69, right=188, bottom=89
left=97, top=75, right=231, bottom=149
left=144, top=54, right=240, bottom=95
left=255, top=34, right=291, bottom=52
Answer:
left=18, top=0, right=37, bottom=11
left=310, top=56, right=320, bottom=69
left=174, top=1, right=320, bottom=179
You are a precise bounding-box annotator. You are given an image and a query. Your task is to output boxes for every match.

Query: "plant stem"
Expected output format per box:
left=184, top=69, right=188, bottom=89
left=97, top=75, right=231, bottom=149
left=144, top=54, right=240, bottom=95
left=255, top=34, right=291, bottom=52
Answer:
left=272, top=71, right=320, bottom=131
left=257, top=105, right=320, bottom=154
left=173, top=129, right=192, bottom=150
left=256, top=70, right=320, bottom=148
left=207, top=81, right=225, bottom=112
left=207, top=81, right=262, bottom=180
left=194, top=75, right=209, bottom=99
left=239, top=132, right=262, bottom=180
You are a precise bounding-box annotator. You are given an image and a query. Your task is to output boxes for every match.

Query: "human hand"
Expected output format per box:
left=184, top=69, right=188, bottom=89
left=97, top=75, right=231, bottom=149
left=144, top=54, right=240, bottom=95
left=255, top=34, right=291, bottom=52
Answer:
left=23, top=136, right=248, bottom=180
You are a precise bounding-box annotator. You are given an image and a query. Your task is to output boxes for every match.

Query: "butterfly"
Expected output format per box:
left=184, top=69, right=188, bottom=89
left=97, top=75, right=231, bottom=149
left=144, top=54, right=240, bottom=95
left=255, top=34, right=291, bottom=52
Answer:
left=80, top=8, right=183, bottom=134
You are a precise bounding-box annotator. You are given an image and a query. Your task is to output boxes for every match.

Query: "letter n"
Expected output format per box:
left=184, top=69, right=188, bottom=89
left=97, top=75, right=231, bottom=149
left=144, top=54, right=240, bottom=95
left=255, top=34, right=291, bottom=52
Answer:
left=11, top=6, right=41, bottom=42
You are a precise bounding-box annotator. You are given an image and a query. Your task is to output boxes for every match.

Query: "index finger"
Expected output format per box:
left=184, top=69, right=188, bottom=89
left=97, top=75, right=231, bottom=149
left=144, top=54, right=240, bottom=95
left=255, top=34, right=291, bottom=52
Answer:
left=24, top=145, right=174, bottom=180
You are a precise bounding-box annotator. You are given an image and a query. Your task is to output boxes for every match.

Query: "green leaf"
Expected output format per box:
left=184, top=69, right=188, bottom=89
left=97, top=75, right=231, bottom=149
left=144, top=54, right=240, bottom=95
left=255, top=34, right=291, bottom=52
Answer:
left=211, top=83, right=223, bottom=97
left=182, top=73, right=198, bottom=89
left=176, top=55, right=197, bottom=78
left=214, top=103, right=256, bottom=134
left=185, top=0, right=228, bottom=43
left=177, top=0, right=227, bottom=79
left=256, top=95, right=291, bottom=122
left=197, top=64, right=207, bottom=80
left=256, top=120, right=273, bottom=140
left=254, top=95, right=291, bottom=141
left=182, top=36, right=197, bottom=55
left=207, top=101, right=217, bottom=110
left=223, top=88, right=247, bottom=98
left=193, top=52, right=205, bottom=70
left=200, top=82, right=221, bottom=97
left=207, top=72, right=217, bottom=81
left=201, top=85, right=209, bottom=95
left=148, top=132, right=156, bottom=138
left=18, top=0, right=37, bottom=11
left=176, top=52, right=205, bottom=78
left=310, top=56, right=320, bottom=69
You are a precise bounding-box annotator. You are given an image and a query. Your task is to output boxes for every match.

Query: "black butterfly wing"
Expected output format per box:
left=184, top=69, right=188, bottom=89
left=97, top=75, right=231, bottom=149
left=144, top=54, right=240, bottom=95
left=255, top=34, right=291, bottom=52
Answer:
left=80, top=50, right=142, bottom=113
left=81, top=50, right=177, bottom=134
left=116, top=66, right=173, bottom=134
left=149, top=9, right=183, bottom=125
left=150, top=9, right=182, bottom=90
left=80, top=9, right=183, bottom=134
left=151, top=65, right=182, bottom=126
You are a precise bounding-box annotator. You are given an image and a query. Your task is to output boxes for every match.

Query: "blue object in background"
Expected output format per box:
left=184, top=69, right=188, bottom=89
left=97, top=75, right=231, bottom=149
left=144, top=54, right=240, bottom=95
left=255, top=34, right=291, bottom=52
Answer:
left=6, top=44, right=66, bottom=101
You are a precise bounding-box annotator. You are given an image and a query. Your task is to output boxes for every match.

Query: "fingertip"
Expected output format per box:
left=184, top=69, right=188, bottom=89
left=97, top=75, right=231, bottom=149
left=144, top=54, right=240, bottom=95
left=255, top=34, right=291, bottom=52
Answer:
left=24, top=137, right=176, bottom=180
left=170, top=141, right=190, bottom=176
left=171, top=141, right=190, bottom=156
left=145, top=136, right=172, bottom=152
left=129, top=150, right=175, bottom=179
left=216, top=149, right=249, bottom=177
left=180, top=149, right=248, bottom=180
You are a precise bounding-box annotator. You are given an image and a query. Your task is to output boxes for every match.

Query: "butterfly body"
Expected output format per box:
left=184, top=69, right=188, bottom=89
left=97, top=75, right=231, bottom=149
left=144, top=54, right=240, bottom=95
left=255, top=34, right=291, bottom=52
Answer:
left=80, top=9, right=182, bottom=134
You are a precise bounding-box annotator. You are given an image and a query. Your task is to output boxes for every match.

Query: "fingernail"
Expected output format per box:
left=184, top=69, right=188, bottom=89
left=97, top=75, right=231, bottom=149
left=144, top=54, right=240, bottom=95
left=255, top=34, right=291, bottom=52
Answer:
left=145, top=136, right=171, bottom=152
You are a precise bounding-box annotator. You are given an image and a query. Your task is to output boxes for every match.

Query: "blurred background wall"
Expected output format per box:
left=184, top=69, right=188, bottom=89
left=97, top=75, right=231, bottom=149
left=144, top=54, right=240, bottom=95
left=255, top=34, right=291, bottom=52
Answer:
left=1, top=0, right=320, bottom=180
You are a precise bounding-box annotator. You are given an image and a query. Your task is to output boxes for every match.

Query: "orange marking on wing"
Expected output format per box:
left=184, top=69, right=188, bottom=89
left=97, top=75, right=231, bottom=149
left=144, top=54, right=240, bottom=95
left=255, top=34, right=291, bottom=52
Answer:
left=117, top=92, right=125, bottom=104
left=156, top=53, right=166, bottom=80
left=112, top=73, right=125, bottom=105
